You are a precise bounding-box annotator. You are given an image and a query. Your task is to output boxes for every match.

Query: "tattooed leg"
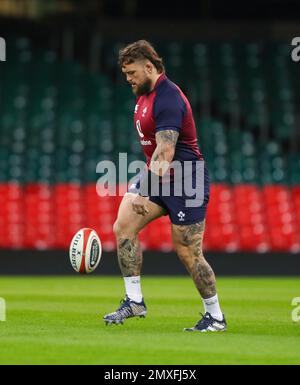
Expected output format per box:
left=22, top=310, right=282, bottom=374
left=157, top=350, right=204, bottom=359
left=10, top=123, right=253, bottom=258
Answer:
left=113, top=130, right=178, bottom=278
left=172, top=220, right=217, bottom=299
left=117, top=236, right=143, bottom=277
left=113, top=192, right=166, bottom=277
left=191, top=252, right=217, bottom=299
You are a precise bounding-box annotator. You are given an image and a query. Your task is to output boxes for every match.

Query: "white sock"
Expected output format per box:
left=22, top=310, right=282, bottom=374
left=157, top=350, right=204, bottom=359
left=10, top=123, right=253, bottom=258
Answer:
left=202, top=294, right=223, bottom=321
left=124, top=276, right=143, bottom=303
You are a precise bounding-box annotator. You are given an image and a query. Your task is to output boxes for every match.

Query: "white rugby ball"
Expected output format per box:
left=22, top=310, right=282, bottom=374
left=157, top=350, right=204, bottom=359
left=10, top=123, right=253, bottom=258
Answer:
left=69, top=228, right=102, bottom=274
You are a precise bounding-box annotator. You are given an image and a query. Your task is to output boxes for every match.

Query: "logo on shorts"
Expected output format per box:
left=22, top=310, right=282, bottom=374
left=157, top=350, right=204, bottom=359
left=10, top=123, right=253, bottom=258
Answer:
left=177, top=211, right=186, bottom=222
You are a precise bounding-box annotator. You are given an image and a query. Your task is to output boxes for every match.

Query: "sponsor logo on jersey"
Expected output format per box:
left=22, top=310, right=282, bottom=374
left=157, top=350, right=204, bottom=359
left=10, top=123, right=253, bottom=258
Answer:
left=140, top=140, right=152, bottom=145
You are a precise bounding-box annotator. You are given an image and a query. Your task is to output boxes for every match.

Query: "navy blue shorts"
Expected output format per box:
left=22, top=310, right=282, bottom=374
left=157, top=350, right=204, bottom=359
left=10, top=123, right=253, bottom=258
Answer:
left=128, top=161, right=210, bottom=225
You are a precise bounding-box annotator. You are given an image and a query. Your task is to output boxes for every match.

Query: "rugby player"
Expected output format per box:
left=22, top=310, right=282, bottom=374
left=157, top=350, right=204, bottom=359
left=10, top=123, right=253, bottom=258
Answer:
left=103, top=40, right=226, bottom=332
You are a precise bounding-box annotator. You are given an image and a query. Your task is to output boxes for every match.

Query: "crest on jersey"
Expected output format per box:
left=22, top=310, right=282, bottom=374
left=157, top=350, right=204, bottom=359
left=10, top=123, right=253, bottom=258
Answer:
left=142, top=107, right=147, bottom=117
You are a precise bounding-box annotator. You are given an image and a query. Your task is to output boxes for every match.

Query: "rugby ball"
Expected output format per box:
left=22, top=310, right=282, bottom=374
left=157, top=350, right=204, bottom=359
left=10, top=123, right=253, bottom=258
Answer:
left=69, top=228, right=102, bottom=274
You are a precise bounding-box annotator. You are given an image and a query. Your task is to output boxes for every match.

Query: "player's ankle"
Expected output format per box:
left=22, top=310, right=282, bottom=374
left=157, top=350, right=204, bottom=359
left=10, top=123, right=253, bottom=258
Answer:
left=128, top=295, right=143, bottom=303
left=124, top=276, right=143, bottom=303
left=202, top=294, right=223, bottom=321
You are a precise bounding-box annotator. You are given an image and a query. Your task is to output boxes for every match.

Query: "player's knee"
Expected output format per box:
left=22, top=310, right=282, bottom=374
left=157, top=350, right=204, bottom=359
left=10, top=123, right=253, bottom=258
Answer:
left=113, top=220, right=122, bottom=237
left=113, top=219, right=137, bottom=238
left=174, top=242, right=204, bottom=266
left=174, top=243, right=190, bottom=260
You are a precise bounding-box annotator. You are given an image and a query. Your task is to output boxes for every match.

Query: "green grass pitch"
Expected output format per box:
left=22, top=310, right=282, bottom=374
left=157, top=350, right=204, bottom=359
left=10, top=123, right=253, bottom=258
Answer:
left=0, top=276, right=300, bottom=365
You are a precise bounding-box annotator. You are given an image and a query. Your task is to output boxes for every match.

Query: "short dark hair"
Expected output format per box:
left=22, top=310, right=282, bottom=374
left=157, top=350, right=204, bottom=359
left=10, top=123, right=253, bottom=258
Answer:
left=118, top=40, right=165, bottom=73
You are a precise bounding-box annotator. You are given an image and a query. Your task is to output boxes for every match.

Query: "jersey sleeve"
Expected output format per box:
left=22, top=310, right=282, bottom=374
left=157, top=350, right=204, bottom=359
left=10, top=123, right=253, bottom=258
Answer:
left=153, top=88, right=186, bottom=133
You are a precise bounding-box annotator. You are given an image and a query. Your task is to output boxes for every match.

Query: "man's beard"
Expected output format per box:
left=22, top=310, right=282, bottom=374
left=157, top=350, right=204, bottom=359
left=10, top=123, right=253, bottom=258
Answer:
left=133, top=78, right=152, bottom=96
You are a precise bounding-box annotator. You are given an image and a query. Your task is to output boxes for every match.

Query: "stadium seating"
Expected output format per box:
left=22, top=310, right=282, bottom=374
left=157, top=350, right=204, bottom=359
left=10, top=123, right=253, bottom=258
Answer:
left=0, top=37, right=299, bottom=252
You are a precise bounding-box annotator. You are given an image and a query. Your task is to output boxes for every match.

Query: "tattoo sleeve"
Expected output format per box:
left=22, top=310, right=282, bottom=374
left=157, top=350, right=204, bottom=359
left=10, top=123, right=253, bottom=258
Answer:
left=156, top=130, right=179, bottom=146
left=117, top=236, right=143, bottom=277
left=175, top=221, right=217, bottom=298
left=150, top=130, right=179, bottom=176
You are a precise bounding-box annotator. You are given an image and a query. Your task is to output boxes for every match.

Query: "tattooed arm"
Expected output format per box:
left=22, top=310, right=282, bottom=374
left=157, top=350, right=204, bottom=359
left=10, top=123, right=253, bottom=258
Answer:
left=150, top=130, right=179, bottom=176
left=132, top=129, right=179, bottom=215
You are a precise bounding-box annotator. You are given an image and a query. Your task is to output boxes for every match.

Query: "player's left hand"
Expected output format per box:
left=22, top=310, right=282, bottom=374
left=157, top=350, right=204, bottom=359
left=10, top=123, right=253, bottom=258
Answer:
left=132, top=195, right=150, bottom=216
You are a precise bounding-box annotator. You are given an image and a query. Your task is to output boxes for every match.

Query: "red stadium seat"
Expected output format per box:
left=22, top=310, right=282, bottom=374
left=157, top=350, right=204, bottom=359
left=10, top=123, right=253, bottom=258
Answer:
left=239, top=225, right=270, bottom=252
left=0, top=183, right=25, bottom=248
left=147, top=217, right=173, bottom=251
left=204, top=223, right=239, bottom=251
left=1, top=182, right=299, bottom=252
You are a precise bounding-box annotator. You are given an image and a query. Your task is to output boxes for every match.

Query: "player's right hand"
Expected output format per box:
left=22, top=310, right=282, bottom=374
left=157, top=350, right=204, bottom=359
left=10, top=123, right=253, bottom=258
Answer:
left=132, top=195, right=150, bottom=216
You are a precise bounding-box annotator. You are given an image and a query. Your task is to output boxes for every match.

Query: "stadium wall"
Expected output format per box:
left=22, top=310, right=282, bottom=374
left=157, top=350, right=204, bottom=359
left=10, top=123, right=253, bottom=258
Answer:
left=0, top=250, right=299, bottom=276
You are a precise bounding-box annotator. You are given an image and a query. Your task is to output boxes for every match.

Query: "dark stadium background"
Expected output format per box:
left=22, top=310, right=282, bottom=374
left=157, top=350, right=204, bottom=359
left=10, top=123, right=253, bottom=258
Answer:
left=0, top=0, right=300, bottom=275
